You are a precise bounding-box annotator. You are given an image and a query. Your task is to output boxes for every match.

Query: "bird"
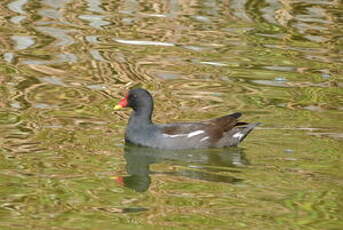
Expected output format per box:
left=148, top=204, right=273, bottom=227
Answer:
left=114, top=88, right=259, bottom=150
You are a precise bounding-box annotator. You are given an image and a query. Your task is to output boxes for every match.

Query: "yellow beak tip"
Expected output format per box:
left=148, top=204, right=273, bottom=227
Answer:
left=114, top=105, right=123, bottom=110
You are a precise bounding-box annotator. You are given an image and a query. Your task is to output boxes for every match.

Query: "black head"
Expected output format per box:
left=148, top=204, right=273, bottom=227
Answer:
left=126, top=88, right=153, bottom=110
left=115, top=88, right=153, bottom=112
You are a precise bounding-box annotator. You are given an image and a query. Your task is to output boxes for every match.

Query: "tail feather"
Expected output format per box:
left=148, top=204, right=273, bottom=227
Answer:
left=229, top=112, right=242, bottom=119
left=235, top=122, right=260, bottom=143
left=235, top=122, right=249, bottom=126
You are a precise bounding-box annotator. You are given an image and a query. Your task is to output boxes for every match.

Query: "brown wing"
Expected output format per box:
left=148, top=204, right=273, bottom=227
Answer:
left=203, top=113, right=241, bottom=142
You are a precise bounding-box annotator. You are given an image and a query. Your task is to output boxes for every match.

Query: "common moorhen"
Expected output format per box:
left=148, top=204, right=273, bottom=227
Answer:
left=114, top=88, right=259, bottom=150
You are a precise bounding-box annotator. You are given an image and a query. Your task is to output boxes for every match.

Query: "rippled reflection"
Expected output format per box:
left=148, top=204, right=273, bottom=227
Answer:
left=118, top=144, right=247, bottom=192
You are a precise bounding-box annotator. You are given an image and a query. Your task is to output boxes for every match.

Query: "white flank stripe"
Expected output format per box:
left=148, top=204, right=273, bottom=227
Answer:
left=233, top=132, right=244, bottom=140
left=162, top=130, right=205, bottom=138
left=162, top=133, right=187, bottom=138
left=200, top=136, right=209, bottom=142
left=187, top=130, right=205, bottom=138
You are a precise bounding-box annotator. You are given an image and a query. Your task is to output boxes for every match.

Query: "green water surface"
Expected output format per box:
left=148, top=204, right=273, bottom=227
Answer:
left=0, top=0, right=342, bottom=229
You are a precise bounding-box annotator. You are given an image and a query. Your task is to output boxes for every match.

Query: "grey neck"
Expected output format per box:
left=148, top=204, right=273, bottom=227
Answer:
left=129, top=105, right=153, bottom=127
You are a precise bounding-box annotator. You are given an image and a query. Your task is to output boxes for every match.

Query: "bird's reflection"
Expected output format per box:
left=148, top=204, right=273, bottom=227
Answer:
left=117, top=144, right=249, bottom=192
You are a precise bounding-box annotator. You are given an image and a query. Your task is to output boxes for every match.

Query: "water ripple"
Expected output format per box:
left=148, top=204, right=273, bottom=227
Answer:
left=86, top=0, right=105, bottom=13
left=79, top=15, right=111, bottom=29
left=114, top=39, right=175, bottom=47
left=39, top=8, right=64, bottom=21
left=9, top=15, right=26, bottom=24
left=34, top=27, right=76, bottom=47
left=22, top=53, right=78, bottom=65
left=42, top=0, right=72, bottom=9
left=11, top=36, right=35, bottom=50
left=7, top=0, right=28, bottom=14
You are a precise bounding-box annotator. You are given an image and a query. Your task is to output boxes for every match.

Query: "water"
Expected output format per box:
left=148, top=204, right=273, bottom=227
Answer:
left=0, top=0, right=342, bottom=229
